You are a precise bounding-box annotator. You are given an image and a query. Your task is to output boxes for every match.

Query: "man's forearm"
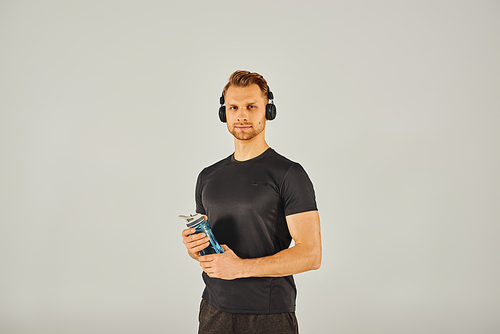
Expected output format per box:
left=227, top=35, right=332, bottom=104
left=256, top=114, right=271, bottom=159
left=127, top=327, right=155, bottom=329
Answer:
left=240, top=242, right=321, bottom=278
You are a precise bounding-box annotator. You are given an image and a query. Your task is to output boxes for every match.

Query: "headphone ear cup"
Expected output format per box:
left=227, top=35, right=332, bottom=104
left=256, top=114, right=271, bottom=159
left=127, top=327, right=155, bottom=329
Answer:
left=266, top=103, right=276, bottom=120
left=219, top=105, right=227, bottom=123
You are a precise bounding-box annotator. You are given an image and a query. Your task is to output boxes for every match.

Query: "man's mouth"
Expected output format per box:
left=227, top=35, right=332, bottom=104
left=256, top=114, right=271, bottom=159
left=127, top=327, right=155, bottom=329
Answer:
left=235, top=125, right=252, bottom=131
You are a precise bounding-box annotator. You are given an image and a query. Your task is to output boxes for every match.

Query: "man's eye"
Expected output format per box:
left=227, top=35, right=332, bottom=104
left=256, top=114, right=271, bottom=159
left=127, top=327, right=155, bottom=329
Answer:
left=248, top=105, right=255, bottom=109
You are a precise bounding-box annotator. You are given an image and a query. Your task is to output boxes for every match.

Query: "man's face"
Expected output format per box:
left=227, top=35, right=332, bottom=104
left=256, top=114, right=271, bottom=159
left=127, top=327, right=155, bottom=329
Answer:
left=225, top=84, right=267, bottom=141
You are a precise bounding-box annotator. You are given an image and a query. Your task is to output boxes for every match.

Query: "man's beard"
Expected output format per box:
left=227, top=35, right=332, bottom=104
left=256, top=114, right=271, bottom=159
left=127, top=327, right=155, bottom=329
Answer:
left=228, top=121, right=265, bottom=141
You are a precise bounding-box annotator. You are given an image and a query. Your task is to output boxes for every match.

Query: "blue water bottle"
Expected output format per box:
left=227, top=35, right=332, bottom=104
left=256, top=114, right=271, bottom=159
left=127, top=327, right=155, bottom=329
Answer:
left=179, top=213, right=224, bottom=255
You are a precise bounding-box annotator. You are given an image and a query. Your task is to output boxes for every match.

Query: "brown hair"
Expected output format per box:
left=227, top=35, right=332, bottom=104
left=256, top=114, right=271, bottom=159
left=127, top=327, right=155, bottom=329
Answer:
left=222, top=70, right=269, bottom=101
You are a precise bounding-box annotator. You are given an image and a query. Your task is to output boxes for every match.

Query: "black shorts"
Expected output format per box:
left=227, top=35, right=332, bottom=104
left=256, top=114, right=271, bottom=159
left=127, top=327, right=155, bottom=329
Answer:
left=198, top=299, right=299, bottom=334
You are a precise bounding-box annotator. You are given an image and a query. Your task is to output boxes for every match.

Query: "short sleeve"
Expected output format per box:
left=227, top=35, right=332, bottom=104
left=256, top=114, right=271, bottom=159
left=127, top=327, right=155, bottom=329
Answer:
left=195, top=170, right=206, bottom=215
left=282, top=163, right=318, bottom=216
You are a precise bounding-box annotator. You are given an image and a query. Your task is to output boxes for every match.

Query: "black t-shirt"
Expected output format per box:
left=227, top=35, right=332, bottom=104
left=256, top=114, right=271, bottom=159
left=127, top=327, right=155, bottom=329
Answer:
left=195, top=148, right=318, bottom=314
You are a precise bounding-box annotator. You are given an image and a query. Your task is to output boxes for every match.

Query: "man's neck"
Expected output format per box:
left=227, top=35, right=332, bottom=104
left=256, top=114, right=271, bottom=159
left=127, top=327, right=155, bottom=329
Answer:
left=233, top=137, right=270, bottom=161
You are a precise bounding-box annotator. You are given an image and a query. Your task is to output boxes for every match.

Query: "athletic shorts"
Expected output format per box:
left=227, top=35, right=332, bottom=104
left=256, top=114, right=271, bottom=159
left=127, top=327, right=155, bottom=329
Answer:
left=198, top=299, right=299, bottom=334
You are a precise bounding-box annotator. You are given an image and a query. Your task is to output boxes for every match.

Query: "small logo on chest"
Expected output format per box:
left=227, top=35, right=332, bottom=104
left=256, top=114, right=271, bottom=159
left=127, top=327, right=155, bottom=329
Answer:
left=251, top=181, right=268, bottom=186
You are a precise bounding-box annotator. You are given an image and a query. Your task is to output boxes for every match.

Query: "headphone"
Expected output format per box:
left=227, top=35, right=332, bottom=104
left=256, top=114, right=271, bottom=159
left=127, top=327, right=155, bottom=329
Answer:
left=218, top=86, right=277, bottom=123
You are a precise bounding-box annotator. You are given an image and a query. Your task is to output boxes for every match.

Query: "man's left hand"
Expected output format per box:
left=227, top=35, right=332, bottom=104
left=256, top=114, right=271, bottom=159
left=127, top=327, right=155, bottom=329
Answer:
left=198, top=245, right=245, bottom=280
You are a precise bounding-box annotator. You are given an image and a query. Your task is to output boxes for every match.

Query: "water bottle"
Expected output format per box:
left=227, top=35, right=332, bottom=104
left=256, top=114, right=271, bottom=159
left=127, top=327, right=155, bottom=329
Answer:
left=179, top=213, right=224, bottom=255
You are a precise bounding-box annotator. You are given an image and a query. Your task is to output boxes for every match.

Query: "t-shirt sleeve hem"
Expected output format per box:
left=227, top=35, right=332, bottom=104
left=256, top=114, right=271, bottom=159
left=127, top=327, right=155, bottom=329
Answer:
left=284, top=204, right=318, bottom=217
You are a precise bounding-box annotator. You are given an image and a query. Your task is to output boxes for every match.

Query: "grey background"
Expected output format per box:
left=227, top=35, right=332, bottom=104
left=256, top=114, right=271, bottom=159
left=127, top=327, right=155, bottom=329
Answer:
left=1, top=0, right=499, bottom=333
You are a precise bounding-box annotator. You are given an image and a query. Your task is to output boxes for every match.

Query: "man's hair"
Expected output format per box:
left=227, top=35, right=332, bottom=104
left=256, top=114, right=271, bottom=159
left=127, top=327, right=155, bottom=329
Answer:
left=222, top=70, right=269, bottom=101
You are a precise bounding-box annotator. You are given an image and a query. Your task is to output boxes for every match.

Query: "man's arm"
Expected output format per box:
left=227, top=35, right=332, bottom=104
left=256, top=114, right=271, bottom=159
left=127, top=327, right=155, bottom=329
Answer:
left=198, top=210, right=322, bottom=280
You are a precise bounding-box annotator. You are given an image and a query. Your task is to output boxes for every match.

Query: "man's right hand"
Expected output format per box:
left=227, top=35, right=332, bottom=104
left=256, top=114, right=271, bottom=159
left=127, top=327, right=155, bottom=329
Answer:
left=182, top=228, right=210, bottom=260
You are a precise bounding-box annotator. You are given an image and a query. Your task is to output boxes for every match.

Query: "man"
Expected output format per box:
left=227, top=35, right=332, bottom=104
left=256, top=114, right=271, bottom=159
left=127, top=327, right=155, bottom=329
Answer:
left=182, top=70, right=322, bottom=334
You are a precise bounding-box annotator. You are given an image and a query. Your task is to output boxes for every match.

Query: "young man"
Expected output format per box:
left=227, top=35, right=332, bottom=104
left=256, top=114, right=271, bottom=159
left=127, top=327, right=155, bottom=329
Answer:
left=182, top=70, right=322, bottom=334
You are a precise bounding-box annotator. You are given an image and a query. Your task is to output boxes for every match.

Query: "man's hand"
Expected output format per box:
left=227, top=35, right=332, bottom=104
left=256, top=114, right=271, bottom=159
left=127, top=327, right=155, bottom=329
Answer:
left=182, top=227, right=210, bottom=260
left=199, top=245, right=245, bottom=280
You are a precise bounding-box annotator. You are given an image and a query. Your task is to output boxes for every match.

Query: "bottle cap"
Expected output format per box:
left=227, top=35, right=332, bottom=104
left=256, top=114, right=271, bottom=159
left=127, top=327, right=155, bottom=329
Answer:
left=179, top=213, right=204, bottom=227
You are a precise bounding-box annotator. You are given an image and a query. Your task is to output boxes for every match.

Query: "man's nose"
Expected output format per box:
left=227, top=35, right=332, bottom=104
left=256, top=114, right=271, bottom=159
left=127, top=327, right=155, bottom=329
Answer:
left=236, top=109, right=248, bottom=121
